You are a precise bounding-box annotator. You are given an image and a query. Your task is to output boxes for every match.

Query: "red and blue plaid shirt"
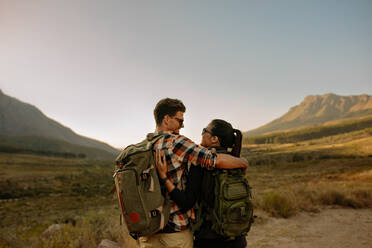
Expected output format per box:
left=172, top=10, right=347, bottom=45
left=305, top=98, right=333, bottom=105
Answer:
left=153, top=131, right=217, bottom=232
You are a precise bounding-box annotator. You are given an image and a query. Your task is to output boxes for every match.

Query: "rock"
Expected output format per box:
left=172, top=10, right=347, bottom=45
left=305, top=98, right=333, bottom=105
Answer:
left=43, top=224, right=62, bottom=236
left=98, top=239, right=121, bottom=248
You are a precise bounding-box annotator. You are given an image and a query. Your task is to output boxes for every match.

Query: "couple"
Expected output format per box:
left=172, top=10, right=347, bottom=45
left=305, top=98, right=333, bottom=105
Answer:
left=139, top=98, right=248, bottom=248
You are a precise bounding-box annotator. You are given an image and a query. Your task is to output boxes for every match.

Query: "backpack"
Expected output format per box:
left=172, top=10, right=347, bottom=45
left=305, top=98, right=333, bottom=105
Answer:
left=195, top=167, right=254, bottom=239
left=113, top=133, right=171, bottom=239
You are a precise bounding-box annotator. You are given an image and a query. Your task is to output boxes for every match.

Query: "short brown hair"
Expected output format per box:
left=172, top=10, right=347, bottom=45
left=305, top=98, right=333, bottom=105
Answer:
left=153, top=98, right=186, bottom=126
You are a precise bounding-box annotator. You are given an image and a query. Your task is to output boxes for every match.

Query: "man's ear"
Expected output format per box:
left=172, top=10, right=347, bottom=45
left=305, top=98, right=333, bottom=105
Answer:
left=163, top=115, right=170, bottom=126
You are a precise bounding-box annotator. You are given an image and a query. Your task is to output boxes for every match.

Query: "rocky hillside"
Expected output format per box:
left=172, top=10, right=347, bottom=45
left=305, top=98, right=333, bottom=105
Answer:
left=245, top=93, right=372, bottom=137
left=0, top=89, right=119, bottom=156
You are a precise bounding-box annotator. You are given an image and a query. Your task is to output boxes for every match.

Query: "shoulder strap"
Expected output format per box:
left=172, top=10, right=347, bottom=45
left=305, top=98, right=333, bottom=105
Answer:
left=147, top=133, right=167, bottom=147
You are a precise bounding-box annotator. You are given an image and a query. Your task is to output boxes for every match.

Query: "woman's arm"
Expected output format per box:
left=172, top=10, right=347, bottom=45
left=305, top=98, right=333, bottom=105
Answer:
left=156, top=151, right=202, bottom=212
left=169, top=165, right=202, bottom=211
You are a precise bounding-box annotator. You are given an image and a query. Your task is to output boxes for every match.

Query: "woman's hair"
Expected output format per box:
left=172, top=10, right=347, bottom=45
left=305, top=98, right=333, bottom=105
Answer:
left=210, top=119, right=242, bottom=157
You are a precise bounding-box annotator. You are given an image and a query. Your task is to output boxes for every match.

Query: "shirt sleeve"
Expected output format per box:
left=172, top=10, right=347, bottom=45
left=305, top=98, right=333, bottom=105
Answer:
left=169, top=165, right=203, bottom=212
left=172, top=135, right=217, bottom=170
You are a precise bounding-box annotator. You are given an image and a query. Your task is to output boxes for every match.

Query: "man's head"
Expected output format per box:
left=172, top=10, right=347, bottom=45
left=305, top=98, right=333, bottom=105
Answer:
left=154, top=98, right=186, bottom=133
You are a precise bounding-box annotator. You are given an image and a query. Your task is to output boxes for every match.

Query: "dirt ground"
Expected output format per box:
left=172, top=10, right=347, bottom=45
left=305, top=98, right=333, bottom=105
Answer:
left=246, top=208, right=372, bottom=248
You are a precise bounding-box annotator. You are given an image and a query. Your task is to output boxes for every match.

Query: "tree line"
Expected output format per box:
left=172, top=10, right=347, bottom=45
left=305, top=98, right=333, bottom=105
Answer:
left=0, top=144, right=86, bottom=158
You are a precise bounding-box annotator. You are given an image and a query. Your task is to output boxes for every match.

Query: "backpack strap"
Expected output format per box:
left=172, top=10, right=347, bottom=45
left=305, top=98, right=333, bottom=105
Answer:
left=146, top=132, right=174, bottom=232
left=111, top=133, right=165, bottom=195
left=192, top=169, right=214, bottom=233
left=146, top=132, right=167, bottom=145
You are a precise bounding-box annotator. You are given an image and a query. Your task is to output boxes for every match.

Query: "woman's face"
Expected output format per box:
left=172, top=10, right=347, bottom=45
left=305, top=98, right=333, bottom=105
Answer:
left=201, top=123, right=219, bottom=147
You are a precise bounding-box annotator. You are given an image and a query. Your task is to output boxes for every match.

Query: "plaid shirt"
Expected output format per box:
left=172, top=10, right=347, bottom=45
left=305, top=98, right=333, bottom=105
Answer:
left=153, top=131, right=217, bottom=232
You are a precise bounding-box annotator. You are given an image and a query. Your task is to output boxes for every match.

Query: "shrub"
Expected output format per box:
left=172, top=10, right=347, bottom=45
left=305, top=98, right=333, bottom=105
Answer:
left=28, top=210, right=132, bottom=248
left=298, top=183, right=372, bottom=209
left=351, top=189, right=372, bottom=207
left=259, top=191, right=297, bottom=218
left=318, top=190, right=348, bottom=206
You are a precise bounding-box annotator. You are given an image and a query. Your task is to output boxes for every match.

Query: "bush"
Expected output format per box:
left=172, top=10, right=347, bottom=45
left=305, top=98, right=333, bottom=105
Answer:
left=29, top=210, right=132, bottom=248
left=318, top=190, right=349, bottom=206
left=351, top=189, right=372, bottom=207
left=259, top=191, right=297, bottom=218
left=296, top=183, right=372, bottom=209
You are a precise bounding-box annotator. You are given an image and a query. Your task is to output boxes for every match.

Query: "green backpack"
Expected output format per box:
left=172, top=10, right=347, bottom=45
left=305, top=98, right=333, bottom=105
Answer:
left=195, top=168, right=254, bottom=239
left=114, top=133, right=171, bottom=239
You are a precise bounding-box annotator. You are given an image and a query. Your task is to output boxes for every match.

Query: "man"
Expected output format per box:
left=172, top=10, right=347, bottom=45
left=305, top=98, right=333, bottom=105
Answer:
left=138, top=98, right=248, bottom=248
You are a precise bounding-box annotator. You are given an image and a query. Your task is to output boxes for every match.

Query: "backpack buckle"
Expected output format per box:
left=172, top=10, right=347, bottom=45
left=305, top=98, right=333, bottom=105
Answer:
left=141, top=173, right=148, bottom=181
left=129, top=232, right=139, bottom=240
left=150, top=210, right=159, bottom=217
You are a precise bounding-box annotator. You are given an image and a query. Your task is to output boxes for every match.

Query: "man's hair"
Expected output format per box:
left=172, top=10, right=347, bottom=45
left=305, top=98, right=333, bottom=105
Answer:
left=153, top=98, right=186, bottom=126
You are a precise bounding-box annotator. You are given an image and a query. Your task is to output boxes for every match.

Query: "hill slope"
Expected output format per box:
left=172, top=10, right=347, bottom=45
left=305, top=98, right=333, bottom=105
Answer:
left=0, top=135, right=116, bottom=160
left=0, top=89, right=119, bottom=155
left=243, top=116, right=372, bottom=144
left=245, top=93, right=372, bottom=137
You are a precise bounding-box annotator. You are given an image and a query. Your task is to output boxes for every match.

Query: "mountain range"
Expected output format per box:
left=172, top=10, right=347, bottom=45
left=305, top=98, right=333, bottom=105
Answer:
left=1, top=90, right=371, bottom=158
left=244, top=93, right=372, bottom=137
left=0, top=89, right=119, bottom=159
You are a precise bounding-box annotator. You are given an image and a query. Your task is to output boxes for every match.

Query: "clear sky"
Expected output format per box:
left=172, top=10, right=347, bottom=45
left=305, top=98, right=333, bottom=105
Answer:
left=1, top=0, right=371, bottom=148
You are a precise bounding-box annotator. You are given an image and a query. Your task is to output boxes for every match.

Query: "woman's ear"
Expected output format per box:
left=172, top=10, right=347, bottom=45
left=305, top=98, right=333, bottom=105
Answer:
left=211, top=136, right=220, bottom=146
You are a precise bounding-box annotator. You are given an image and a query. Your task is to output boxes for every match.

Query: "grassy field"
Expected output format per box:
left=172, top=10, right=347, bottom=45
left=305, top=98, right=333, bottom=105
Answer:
left=243, top=130, right=372, bottom=217
left=0, top=131, right=371, bottom=247
left=0, top=154, right=123, bottom=247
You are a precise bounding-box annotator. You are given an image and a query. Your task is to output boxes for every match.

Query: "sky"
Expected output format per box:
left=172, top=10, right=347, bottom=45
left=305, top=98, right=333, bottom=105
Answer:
left=0, top=0, right=371, bottom=148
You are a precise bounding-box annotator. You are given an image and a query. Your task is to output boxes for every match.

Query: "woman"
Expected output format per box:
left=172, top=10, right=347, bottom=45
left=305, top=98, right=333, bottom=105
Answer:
left=156, top=119, right=247, bottom=248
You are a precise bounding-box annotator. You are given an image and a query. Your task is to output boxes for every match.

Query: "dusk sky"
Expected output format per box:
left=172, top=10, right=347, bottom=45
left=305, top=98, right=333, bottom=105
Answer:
left=1, top=0, right=371, bottom=148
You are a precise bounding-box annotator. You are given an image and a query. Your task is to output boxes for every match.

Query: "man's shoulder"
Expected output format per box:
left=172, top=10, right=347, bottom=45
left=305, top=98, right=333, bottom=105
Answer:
left=153, top=131, right=177, bottom=140
left=153, top=132, right=196, bottom=149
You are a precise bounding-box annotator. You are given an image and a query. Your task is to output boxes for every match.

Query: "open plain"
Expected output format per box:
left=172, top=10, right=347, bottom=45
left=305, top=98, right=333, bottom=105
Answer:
left=1, top=132, right=371, bottom=247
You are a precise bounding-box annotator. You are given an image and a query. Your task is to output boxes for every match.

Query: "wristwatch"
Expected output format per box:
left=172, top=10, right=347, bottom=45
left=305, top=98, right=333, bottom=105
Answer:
left=159, top=176, right=168, bottom=185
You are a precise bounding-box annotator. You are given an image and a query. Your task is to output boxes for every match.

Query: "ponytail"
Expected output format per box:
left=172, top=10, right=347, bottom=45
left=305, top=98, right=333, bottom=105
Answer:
left=231, top=129, right=242, bottom=157
left=210, top=119, right=242, bottom=157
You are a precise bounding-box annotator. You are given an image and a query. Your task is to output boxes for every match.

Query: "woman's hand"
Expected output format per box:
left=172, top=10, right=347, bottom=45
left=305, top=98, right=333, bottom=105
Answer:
left=155, top=150, right=167, bottom=179
left=155, top=150, right=175, bottom=192
left=241, top=157, right=248, bottom=174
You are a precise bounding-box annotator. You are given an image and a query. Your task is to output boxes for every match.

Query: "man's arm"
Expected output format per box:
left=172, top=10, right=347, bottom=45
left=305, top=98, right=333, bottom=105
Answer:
left=172, top=134, right=246, bottom=170
left=215, top=153, right=248, bottom=169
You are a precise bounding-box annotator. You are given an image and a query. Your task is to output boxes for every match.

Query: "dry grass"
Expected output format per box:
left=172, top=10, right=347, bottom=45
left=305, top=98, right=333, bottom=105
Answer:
left=1, top=130, right=371, bottom=247
left=242, top=131, right=372, bottom=218
left=246, top=158, right=372, bottom=218
left=257, top=191, right=297, bottom=218
left=1, top=208, right=133, bottom=248
left=29, top=210, right=129, bottom=248
left=242, top=131, right=372, bottom=166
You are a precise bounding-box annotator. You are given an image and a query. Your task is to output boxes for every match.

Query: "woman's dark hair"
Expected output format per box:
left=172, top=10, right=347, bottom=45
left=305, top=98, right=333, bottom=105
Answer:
left=153, top=98, right=186, bottom=125
left=210, top=119, right=242, bottom=157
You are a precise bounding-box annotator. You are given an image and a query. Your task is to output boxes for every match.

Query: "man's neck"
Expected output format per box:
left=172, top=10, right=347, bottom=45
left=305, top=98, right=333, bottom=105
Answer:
left=155, top=126, right=178, bottom=135
left=155, top=126, right=168, bottom=133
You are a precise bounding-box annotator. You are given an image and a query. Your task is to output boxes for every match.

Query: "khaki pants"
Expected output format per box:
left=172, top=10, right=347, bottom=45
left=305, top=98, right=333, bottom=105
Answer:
left=138, top=229, right=193, bottom=248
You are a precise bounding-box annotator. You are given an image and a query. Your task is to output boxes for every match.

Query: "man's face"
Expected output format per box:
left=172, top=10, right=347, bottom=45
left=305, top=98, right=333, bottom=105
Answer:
left=167, top=111, right=184, bottom=134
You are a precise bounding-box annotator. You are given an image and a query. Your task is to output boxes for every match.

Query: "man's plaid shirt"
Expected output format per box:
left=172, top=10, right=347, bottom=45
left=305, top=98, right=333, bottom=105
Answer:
left=153, top=131, right=217, bottom=232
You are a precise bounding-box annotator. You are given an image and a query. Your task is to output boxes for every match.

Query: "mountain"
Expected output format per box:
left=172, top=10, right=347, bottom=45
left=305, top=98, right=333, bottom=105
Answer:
left=0, top=89, right=119, bottom=158
left=245, top=93, right=372, bottom=137
left=243, top=115, right=372, bottom=144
